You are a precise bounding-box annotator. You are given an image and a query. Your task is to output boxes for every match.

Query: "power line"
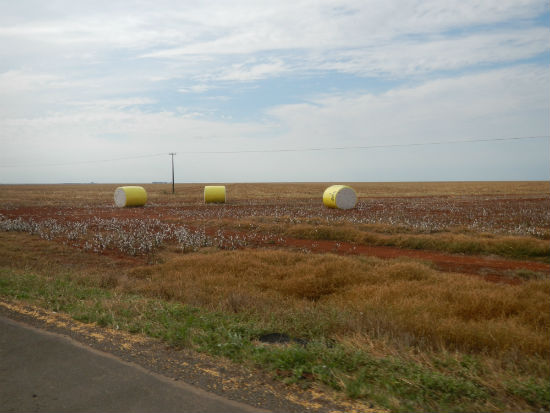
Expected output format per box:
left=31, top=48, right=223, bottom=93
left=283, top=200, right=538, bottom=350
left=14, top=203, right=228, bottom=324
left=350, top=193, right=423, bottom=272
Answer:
left=1, top=135, right=548, bottom=168
left=181, top=135, right=550, bottom=154
left=0, top=152, right=166, bottom=168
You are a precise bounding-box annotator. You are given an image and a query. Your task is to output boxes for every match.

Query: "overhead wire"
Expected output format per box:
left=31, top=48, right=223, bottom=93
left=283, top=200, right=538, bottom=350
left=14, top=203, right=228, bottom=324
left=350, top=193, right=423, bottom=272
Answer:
left=0, top=135, right=548, bottom=168
left=181, top=135, right=550, bottom=154
left=0, top=152, right=167, bottom=168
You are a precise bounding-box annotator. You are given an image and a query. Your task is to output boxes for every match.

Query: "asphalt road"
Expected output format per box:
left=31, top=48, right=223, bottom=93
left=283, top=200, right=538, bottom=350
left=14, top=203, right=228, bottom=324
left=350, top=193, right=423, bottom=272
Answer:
left=0, top=316, right=267, bottom=413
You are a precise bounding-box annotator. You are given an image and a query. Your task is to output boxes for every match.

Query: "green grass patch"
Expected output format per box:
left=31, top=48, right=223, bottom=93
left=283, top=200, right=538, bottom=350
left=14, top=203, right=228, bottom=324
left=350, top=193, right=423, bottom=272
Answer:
left=509, top=269, right=549, bottom=281
left=506, top=378, right=550, bottom=411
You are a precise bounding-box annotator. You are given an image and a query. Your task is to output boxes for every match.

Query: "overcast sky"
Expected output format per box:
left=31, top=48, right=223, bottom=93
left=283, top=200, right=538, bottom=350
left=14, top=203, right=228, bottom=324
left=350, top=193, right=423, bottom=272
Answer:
left=1, top=0, right=549, bottom=183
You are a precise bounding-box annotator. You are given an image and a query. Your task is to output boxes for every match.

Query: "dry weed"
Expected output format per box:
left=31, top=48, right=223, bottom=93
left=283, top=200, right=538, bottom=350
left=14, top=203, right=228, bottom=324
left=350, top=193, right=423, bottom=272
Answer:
left=123, top=249, right=550, bottom=357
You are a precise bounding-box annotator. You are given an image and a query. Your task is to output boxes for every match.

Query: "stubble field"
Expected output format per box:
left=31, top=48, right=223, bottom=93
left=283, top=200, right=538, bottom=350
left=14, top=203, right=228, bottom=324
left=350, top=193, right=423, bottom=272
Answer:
left=1, top=181, right=549, bottom=412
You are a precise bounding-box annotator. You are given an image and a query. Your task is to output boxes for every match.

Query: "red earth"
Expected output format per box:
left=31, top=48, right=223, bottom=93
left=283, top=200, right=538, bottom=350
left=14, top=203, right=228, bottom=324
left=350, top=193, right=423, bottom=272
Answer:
left=265, top=236, right=547, bottom=285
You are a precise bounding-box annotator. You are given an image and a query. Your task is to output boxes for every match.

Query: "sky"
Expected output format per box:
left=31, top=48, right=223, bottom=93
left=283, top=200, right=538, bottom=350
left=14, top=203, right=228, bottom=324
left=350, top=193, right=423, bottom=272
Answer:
left=0, top=0, right=549, bottom=184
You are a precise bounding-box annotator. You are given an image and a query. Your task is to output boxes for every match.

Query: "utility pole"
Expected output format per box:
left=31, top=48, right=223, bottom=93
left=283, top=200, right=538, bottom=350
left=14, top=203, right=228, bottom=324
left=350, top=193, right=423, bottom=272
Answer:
left=169, top=153, right=176, bottom=194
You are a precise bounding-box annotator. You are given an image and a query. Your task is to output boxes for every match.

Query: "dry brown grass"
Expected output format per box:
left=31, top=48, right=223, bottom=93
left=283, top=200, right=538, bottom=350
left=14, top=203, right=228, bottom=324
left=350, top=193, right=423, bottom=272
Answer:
left=0, top=232, right=137, bottom=288
left=124, top=248, right=550, bottom=358
left=1, top=181, right=548, bottom=206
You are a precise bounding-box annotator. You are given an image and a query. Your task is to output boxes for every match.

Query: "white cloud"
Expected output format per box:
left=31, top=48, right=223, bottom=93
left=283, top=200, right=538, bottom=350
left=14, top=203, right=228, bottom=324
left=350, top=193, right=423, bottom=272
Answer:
left=0, top=1, right=548, bottom=182
left=68, top=98, right=157, bottom=109
left=0, top=70, right=84, bottom=92
left=266, top=65, right=549, bottom=147
left=1, top=65, right=547, bottom=182
left=2, top=1, right=547, bottom=80
left=0, top=106, right=273, bottom=165
left=215, top=58, right=289, bottom=81
left=178, top=84, right=213, bottom=94
left=311, top=27, right=549, bottom=76
left=138, top=0, right=547, bottom=56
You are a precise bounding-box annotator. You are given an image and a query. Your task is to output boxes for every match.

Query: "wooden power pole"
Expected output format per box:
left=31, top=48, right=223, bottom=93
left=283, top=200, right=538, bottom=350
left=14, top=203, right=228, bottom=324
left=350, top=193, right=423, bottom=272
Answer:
left=169, top=153, right=176, bottom=194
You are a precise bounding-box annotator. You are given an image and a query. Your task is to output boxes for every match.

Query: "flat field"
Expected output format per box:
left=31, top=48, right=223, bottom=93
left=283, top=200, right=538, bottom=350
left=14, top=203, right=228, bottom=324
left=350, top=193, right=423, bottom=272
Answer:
left=1, top=182, right=549, bottom=412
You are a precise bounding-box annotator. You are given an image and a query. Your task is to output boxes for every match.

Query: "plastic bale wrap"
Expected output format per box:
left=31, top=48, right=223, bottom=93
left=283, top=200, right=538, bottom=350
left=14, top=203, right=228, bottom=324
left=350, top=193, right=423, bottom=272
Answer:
left=114, top=186, right=147, bottom=207
left=322, top=185, right=357, bottom=210
left=204, top=186, right=226, bottom=203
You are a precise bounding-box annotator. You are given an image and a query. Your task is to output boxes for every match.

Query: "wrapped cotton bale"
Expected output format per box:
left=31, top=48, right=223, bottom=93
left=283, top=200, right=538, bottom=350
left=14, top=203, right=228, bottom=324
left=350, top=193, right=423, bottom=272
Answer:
left=114, top=186, right=147, bottom=207
left=204, top=186, right=226, bottom=203
left=323, top=185, right=357, bottom=210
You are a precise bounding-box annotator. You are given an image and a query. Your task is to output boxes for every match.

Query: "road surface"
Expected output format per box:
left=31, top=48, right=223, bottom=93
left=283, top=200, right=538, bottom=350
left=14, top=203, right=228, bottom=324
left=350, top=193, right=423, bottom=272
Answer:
left=0, top=316, right=266, bottom=413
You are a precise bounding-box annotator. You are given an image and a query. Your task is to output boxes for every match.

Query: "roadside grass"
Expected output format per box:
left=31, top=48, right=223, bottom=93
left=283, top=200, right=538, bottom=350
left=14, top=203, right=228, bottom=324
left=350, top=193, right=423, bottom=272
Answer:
left=1, top=232, right=549, bottom=412
left=285, top=224, right=550, bottom=261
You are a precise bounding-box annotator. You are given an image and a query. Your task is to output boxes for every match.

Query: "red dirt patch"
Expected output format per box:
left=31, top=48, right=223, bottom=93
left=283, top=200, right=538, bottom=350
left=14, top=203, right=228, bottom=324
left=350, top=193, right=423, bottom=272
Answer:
left=266, top=236, right=547, bottom=285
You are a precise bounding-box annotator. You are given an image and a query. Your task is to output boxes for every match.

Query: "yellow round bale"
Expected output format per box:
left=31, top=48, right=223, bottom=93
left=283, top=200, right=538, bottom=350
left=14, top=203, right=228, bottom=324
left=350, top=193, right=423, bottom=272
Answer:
left=204, top=186, right=226, bottom=203
left=114, top=186, right=147, bottom=207
left=323, top=185, right=357, bottom=210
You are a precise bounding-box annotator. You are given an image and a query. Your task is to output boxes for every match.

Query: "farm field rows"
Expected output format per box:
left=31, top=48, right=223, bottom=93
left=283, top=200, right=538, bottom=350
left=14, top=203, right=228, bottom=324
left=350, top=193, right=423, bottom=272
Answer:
left=1, top=182, right=549, bottom=412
